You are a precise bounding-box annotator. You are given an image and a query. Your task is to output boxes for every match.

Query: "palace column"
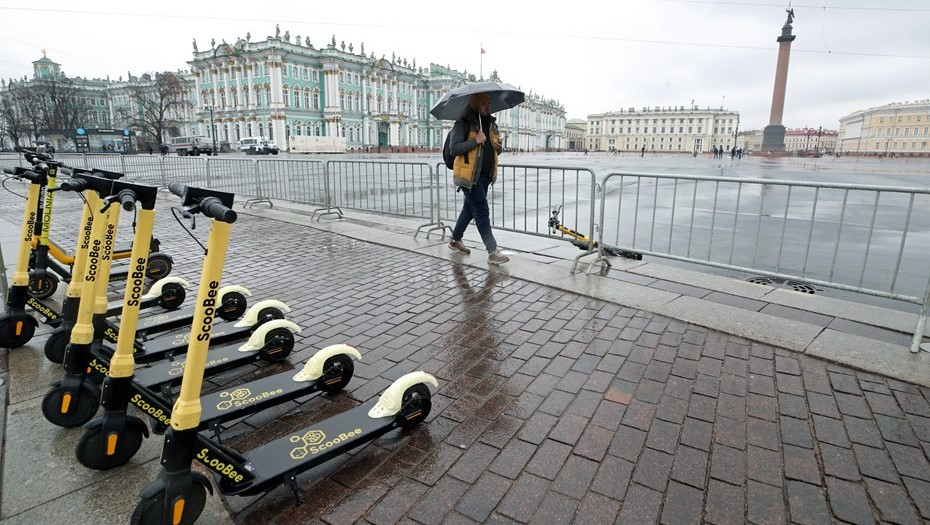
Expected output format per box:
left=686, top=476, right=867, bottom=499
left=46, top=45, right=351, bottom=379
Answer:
left=762, top=9, right=796, bottom=153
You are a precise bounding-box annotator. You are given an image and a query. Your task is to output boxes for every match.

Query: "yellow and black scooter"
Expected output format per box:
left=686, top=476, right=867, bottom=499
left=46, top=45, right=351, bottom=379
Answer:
left=0, top=166, right=47, bottom=348
left=39, top=171, right=189, bottom=363
left=132, top=184, right=437, bottom=525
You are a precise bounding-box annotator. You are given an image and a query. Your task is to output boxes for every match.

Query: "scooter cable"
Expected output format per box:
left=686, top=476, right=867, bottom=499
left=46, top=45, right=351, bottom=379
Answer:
left=1, top=175, right=28, bottom=200
left=170, top=205, right=207, bottom=254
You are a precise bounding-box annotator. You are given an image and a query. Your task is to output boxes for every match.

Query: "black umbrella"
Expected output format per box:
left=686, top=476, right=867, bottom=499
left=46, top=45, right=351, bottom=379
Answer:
left=430, top=80, right=525, bottom=120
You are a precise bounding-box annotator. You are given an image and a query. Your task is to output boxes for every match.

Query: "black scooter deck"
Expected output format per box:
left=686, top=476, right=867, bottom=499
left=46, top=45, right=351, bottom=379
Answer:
left=132, top=342, right=255, bottom=391
left=214, top=399, right=394, bottom=496
left=125, top=319, right=255, bottom=363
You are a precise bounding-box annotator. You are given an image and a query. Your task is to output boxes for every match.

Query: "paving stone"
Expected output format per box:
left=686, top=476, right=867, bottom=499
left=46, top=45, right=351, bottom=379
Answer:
left=824, top=476, right=875, bottom=525
left=704, top=479, right=745, bottom=524
left=616, top=484, right=663, bottom=524
left=747, top=480, right=787, bottom=525
left=786, top=480, right=831, bottom=525
left=747, top=445, right=783, bottom=487
left=495, top=472, right=550, bottom=523
left=660, top=481, right=705, bottom=525
left=864, top=477, right=921, bottom=525
left=783, top=445, right=820, bottom=485
left=631, top=447, right=674, bottom=491
left=671, top=445, right=709, bottom=490
left=551, top=454, right=599, bottom=500
left=572, top=492, right=621, bottom=525
left=454, top=472, right=511, bottom=523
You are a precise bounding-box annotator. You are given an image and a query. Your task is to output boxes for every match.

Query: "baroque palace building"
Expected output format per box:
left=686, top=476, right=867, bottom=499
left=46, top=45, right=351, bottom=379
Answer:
left=838, top=99, right=930, bottom=157
left=586, top=105, right=739, bottom=154
left=2, top=32, right=565, bottom=152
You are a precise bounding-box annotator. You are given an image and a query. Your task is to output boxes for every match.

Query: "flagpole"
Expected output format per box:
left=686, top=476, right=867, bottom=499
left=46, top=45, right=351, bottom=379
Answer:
left=480, top=43, right=484, bottom=80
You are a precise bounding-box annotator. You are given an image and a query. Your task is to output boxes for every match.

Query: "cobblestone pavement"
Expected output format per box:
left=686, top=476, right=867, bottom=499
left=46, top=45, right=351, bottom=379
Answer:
left=1, top=189, right=930, bottom=525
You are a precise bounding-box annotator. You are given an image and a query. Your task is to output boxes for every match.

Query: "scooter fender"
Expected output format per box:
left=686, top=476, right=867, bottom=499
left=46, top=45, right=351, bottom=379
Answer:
left=141, top=277, right=190, bottom=300
left=367, top=371, right=438, bottom=419
left=218, top=285, right=252, bottom=300
left=83, top=412, right=150, bottom=438
left=237, top=320, right=302, bottom=352
left=292, top=344, right=362, bottom=382
left=233, top=299, right=290, bottom=328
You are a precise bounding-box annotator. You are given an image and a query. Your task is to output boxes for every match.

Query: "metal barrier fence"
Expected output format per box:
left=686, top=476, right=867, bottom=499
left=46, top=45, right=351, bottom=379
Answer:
left=435, top=162, right=599, bottom=243
left=5, top=152, right=930, bottom=352
left=598, top=172, right=930, bottom=353
left=325, top=161, right=434, bottom=219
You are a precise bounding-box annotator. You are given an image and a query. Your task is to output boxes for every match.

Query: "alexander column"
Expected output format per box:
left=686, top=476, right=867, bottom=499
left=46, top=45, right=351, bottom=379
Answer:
left=761, top=8, right=796, bottom=153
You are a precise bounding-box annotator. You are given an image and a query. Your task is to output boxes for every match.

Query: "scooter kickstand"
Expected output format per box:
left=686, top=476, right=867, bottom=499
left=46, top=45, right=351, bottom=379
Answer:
left=287, top=474, right=301, bottom=506
left=209, top=420, right=224, bottom=445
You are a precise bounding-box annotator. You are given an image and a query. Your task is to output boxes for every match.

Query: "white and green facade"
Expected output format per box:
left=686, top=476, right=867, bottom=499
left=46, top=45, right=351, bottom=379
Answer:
left=188, top=33, right=566, bottom=151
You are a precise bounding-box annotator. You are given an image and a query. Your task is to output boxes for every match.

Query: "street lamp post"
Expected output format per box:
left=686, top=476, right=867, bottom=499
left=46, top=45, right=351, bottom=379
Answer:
left=206, top=105, right=218, bottom=155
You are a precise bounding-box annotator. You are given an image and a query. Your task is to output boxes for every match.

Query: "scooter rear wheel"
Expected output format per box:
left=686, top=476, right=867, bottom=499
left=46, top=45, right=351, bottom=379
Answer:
left=157, top=281, right=186, bottom=310
left=145, top=253, right=172, bottom=281
left=131, top=477, right=209, bottom=525
left=41, top=382, right=101, bottom=427
left=217, top=291, right=247, bottom=321
left=397, top=384, right=432, bottom=429
left=319, top=354, right=355, bottom=393
left=259, top=327, right=295, bottom=362
left=75, top=423, right=145, bottom=470
left=28, top=273, right=59, bottom=299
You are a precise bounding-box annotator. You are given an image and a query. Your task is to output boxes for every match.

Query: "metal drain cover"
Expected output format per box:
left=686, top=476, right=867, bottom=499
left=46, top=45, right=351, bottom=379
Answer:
left=746, top=277, right=819, bottom=294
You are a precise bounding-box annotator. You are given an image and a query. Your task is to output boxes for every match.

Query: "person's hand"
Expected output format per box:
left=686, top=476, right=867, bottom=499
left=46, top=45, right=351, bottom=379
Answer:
left=474, top=130, right=486, bottom=145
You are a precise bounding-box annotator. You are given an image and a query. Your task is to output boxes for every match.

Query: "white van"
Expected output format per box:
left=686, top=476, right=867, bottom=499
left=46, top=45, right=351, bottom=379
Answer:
left=167, top=136, right=214, bottom=156
left=238, top=137, right=279, bottom=155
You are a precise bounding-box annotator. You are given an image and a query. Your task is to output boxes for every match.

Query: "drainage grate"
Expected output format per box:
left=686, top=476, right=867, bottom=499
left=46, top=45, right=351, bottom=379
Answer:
left=746, top=277, right=819, bottom=294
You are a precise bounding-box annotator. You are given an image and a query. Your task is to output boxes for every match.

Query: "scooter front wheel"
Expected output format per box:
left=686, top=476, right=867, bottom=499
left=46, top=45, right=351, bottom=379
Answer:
left=41, top=382, right=101, bottom=427
left=0, top=313, right=37, bottom=349
left=131, top=476, right=209, bottom=525
left=157, top=281, right=186, bottom=310
left=75, top=423, right=145, bottom=470
left=43, top=328, right=69, bottom=363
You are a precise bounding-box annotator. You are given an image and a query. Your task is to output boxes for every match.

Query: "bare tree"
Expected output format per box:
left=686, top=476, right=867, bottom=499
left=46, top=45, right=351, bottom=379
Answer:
left=0, top=84, right=31, bottom=148
left=118, top=72, right=190, bottom=145
left=33, top=76, right=91, bottom=143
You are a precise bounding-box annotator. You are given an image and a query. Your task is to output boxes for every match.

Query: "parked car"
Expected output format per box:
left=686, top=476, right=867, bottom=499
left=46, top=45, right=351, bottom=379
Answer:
left=238, top=137, right=279, bottom=155
left=167, top=135, right=215, bottom=156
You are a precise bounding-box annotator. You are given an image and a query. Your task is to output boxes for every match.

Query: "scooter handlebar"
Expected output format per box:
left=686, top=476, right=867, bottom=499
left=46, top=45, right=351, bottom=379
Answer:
left=168, top=182, right=186, bottom=197
left=200, top=197, right=237, bottom=223
left=53, top=179, right=87, bottom=192
left=118, top=189, right=138, bottom=211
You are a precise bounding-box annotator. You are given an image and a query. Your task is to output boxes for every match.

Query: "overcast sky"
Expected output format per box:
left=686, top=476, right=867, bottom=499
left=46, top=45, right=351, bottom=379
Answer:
left=1, top=1, right=927, bottom=130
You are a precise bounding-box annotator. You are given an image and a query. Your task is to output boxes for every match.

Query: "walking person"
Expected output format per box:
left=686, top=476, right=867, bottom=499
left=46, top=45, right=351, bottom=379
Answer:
left=447, top=93, right=509, bottom=264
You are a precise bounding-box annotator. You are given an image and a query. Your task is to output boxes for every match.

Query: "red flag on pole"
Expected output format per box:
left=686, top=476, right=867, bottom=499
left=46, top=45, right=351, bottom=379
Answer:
left=481, top=47, right=486, bottom=54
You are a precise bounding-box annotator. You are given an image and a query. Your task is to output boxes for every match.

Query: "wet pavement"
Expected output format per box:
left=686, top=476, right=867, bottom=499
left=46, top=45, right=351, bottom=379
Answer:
left=1, top=174, right=930, bottom=524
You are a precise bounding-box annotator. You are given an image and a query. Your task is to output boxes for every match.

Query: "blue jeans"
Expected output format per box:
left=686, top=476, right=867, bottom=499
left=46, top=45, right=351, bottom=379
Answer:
left=452, top=176, right=497, bottom=252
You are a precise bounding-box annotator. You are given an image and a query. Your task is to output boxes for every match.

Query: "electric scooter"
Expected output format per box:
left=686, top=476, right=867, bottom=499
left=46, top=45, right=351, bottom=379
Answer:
left=37, top=172, right=190, bottom=362
left=0, top=166, right=47, bottom=348
left=131, top=184, right=437, bottom=525
left=41, top=177, right=290, bottom=428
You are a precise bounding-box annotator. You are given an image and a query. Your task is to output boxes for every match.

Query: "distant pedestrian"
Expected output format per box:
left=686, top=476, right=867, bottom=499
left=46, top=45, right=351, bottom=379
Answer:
left=641, top=146, right=645, bottom=157
left=147, top=145, right=153, bottom=155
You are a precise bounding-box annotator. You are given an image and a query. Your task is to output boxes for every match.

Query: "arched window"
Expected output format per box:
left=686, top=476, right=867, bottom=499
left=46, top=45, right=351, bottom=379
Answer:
left=305, top=124, right=312, bottom=136
left=294, top=121, right=302, bottom=136
left=283, top=85, right=290, bottom=108
left=235, top=123, right=241, bottom=141
left=312, top=89, right=320, bottom=110
left=304, top=89, right=311, bottom=109
left=258, top=123, right=264, bottom=138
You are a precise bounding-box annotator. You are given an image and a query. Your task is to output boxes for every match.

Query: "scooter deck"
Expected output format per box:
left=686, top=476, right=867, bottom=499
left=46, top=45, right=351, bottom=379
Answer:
left=133, top=342, right=274, bottom=391
left=128, top=363, right=325, bottom=434
left=215, top=399, right=394, bottom=496
left=128, top=320, right=255, bottom=363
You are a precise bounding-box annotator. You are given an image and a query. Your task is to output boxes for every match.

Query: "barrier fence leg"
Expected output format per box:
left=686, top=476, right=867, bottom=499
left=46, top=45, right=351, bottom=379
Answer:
left=911, top=276, right=930, bottom=353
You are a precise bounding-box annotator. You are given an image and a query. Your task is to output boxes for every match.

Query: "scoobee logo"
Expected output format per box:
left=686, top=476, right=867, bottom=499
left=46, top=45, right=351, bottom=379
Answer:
left=288, top=428, right=362, bottom=459
left=215, top=387, right=283, bottom=410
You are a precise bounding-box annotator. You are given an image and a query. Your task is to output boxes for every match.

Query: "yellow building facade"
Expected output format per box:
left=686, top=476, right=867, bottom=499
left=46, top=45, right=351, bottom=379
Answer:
left=838, top=100, right=930, bottom=157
